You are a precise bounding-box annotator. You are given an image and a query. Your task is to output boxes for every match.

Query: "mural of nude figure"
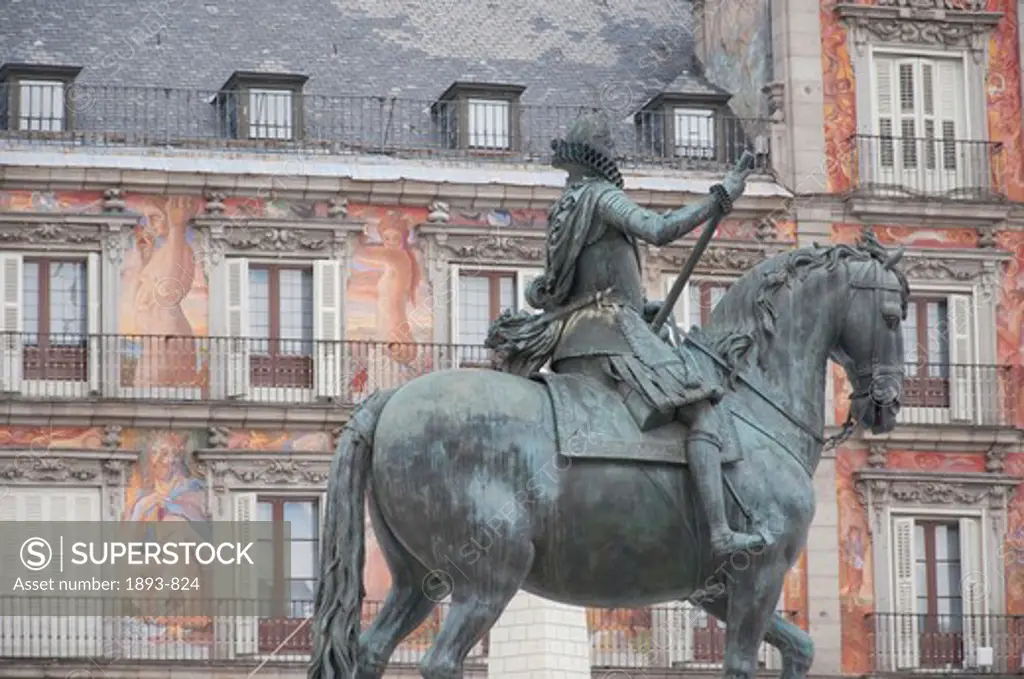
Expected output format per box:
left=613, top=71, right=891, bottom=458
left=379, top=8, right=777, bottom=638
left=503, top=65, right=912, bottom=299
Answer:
left=120, top=197, right=205, bottom=389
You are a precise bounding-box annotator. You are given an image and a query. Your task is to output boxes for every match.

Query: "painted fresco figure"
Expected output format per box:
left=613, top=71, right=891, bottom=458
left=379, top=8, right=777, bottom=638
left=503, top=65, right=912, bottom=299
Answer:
left=485, top=111, right=761, bottom=559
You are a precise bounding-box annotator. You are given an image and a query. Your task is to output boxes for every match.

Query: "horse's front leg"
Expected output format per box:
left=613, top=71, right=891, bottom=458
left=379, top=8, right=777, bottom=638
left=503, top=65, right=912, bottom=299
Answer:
left=695, top=562, right=787, bottom=679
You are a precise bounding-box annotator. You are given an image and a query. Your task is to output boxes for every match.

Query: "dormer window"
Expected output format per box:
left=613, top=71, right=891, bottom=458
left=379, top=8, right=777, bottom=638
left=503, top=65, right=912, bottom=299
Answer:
left=217, top=71, right=307, bottom=141
left=433, top=82, right=525, bottom=152
left=0, top=63, right=81, bottom=132
left=635, top=70, right=732, bottom=161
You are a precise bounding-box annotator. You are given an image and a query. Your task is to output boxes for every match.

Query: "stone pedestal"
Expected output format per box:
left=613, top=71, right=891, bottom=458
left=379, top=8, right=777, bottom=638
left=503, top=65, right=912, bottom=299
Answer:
left=486, top=591, right=591, bottom=679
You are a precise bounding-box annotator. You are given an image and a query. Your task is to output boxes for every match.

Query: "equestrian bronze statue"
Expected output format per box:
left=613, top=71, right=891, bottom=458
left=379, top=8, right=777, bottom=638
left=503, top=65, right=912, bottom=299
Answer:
left=309, top=111, right=908, bottom=679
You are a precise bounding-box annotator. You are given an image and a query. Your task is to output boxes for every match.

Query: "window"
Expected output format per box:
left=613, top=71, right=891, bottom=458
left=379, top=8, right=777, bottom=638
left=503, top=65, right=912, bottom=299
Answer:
left=17, top=80, right=64, bottom=132
left=432, top=82, right=524, bottom=151
left=457, top=271, right=515, bottom=346
left=23, top=258, right=87, bottom=381
left=872, top=54, right=966, bottom=188
left=217, top=71, right=306, bottom=142
left=255, top=496, right=319, bottom=654
left=675, top=108, right=716, bottom=159
left=889, top=516, right=983, bottom=670
left=898, top=294, right=975, bottom=421
left=248, top=89, right=293, bottom=140
left=0, top=63, right=80, bottom=132
left=467, top=99, right=510, bottom=149
left=249, top=264, right=314, bottom=388
left=667, top=278, right=730, bottom=332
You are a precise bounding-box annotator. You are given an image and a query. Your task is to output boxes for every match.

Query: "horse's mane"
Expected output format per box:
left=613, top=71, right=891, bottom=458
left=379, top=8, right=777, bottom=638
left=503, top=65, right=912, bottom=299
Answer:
left=700, top=232, right=909, bottom=381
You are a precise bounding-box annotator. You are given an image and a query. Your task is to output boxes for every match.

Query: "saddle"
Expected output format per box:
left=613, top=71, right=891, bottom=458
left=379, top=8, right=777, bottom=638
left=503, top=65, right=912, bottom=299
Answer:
left=531, top=372, right=742, bottom=466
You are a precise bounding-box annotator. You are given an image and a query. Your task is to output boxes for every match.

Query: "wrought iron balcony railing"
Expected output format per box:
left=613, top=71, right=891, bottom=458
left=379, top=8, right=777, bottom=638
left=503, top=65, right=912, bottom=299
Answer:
left=0, top=333, right=496, bottom=405
left=0, top=596, right=794, bottom=669
left=870, top=612, right=1024, bottom=674
left=0, top=84, right=772, bottom=172
left=827, top=361, right=1016, bottom=428
left=850, top=134, right=1005, bottom=201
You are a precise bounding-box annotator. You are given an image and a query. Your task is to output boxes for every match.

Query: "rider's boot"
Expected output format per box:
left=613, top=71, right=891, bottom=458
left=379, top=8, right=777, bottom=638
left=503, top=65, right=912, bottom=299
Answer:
left=687, top=430, right=766, bottom=560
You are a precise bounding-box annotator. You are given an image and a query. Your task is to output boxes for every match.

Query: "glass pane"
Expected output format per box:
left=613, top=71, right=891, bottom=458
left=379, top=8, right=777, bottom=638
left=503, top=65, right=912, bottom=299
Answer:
left=675, top=108, right=715, bottom=159
left=283, top=501, right=316, bottom=539
left=458, top=276, right=492, bottom=345
left=289, top=579, right=317, bottom=608
left=49, top=261, right=87, bottom=345
left=249, top=88, right=293, bottom=140
left=19, top=80, right=64, bottom=132
left=709, top=285, right=726, bottom=313
left=22, top=262, right=39, bottom=345
left=289, top=539, right=316, bottom=579
left=467, top=99, right=509, bottom=149
left=688, top=283, right=702, bottom=329
left=278, top=268, right=313, bottom=355
left=255, top=501, right=273, bottom=522
left=249, top=267, right=270, bottom=353
left=914, top=523, right=925, bottom=561
left=902, top=304, right=919, bottom=370
left=498, top=277, right=514, bottom=314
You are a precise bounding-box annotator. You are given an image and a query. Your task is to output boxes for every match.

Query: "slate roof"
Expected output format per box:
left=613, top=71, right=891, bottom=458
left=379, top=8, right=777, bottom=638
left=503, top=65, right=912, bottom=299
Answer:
left=0, top=0, right=728, bottom=109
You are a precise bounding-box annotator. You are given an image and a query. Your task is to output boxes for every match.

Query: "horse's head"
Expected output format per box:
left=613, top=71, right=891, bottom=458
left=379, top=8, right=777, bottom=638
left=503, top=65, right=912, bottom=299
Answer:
left=831, top=242, right=909, bottom=435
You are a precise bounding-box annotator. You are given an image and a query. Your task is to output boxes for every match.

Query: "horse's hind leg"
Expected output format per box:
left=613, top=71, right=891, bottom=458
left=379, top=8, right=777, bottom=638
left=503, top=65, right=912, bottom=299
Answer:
left=763, top=612, right=814, bottom=679
left=419, top=541, right=535, bottom=678
left=356, top=498, right=438, bottom=678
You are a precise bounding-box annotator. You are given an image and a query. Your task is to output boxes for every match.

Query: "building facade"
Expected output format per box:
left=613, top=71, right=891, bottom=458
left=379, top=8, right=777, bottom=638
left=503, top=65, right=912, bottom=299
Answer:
left=0, top=0, right=1020, bottom=677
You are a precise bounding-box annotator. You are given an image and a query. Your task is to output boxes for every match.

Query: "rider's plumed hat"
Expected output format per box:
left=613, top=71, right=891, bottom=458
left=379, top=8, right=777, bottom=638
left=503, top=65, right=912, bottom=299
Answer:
left=550, top=111, right=624, bottom=189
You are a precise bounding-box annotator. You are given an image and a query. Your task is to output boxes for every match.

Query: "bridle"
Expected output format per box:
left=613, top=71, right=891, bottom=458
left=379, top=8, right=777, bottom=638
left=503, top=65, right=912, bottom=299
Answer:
left=826, top=252, right=905, bottom=449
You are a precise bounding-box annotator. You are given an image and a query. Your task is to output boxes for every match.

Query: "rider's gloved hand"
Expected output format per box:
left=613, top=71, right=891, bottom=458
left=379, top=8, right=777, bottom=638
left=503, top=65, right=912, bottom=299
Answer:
left=642, top=300, right=662, bottom=323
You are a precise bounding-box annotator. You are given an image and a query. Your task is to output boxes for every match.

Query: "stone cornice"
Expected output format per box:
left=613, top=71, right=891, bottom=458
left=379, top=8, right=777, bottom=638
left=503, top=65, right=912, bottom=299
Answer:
left=647, top=240, right=785, bottom=277
left=861, top=424, right=1021, bottom=451
left=899, top=247, right=1011, bottom=288
left=419, top=226, right=547, bottom=266
left=195, top=449, right=331, bottom=490
left=0, top=211, right=137, bottom=252
left=835, top=1, right=1003, bottom=55
left=0, top=449, right=137, bottom=485
left=853, top=468, right=1019, bottom=510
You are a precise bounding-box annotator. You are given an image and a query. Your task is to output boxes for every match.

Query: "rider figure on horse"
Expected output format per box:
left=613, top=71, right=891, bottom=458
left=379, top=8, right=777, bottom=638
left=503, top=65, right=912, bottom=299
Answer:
left=485, top=111, right=764, bottom=559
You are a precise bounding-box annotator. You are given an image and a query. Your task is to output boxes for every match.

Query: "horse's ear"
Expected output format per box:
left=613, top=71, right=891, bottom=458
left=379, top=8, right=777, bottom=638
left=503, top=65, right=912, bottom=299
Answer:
left=882, top=248, right=904, bottom=270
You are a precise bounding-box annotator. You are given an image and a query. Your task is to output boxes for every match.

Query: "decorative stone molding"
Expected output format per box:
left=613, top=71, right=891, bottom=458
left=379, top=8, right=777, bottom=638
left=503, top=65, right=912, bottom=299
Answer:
left=327, top=196, right=348, bottom=219
left=985, top=443, right=1006, bottom=473
left=196, top=450, right=331, bottom=493
left=755, top=218, right=778, bottom=242
left=762, top=82, right=785, bottom=124
left=0, top=212, right=136, bottom=251
left=428, top=201, right=452, bottom=224
left=855, top=469, right=1018, bottom=514
left=836, top=1, right=1003, bottom=57
left=190, top=215, right=364, bottom=279
left=866, top=442, right=887, bottom=468
left=648, top=241, right=779, bottom=277
left=899, top=248, right=1011, bottom=285
left=421, top=226, right=546, bottom=266
left=101, top=425, right=123, bottom=449
left=0, top=449, right=136, bottom=486
left=102, top=188, right=126, bottom=213
left=204, top=192, right=227, bottom=216
left=208, top=426, right=231, bottom=449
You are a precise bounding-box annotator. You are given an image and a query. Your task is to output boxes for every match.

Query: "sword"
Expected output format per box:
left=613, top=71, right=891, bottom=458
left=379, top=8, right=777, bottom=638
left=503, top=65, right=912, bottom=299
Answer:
left=649, top=151, right=755, bottom=335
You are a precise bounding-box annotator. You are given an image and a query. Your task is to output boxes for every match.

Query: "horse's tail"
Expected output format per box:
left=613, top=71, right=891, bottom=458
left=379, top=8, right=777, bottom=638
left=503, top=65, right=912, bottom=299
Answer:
left=308, top=388, right=396, bottom=679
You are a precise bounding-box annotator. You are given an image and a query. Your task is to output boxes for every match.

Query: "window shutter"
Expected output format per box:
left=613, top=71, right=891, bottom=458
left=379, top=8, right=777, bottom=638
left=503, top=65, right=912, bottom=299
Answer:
left=224, top=258, right=250, bottom=398
left=515, top=268, right=544, bottom=314
left=314, top=259, right=344, bottom=399
left=891, top=517, right=919, bottom=670
left=86, top=252, right=101, bottom=394
left=874, top=56, right=896, bottom=169
left=450, top=264, right=461, bottom=346
left=947, top=294, right=975, bottom=423
left=233, top=492, right=259, bottom=656
left=937, top=59, right=964, bottom=175
left=959, top=517, right=987, bottom=666
left=0, top=253, right=23, bottom=393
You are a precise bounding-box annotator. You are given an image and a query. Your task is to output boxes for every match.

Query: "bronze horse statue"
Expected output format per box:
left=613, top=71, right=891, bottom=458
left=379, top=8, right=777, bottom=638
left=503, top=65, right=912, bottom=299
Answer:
left=309, top=235, right=908, bottom=679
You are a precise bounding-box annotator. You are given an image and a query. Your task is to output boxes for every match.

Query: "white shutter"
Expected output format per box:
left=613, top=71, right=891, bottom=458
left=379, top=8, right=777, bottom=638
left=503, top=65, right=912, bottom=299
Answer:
left=0, top=254, right=23, bottom=392
left=825, top=364, right=837, bottom=427
left=959, top=517, right=986, bottom=667
left=515, top=268, right=543, bottom=314
left=891, top=517, right=919, bottom=670
left=652, top=600, right=688, bottom=665
left=86, top=253, right=101, bottom=394
left=947, top=294, right=975, bottom=423
left=874, top=55, right=896, bottom=171
left=936, top=59, right=965, bottom=179
left=314, top=259, right=344, bottom=399
left=233, top=492, right=258, bottom=656
left=450, top=264, right=461, bottom=345
left=224, top=258, right=250, bottom=398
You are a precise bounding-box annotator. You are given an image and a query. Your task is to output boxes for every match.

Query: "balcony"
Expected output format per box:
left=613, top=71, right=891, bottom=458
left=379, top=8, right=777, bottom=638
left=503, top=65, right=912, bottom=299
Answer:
left=846, top=135, right=1007, bottom=223
left=0, top=84, right=771, bottom=173
left=0, top=596, right=794, bottom=673
left=828, top=362, right=1016, bottom=430
left=869, top=612, right=1024, bottom=674
left=0, top=333, right=495, bottom=407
